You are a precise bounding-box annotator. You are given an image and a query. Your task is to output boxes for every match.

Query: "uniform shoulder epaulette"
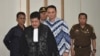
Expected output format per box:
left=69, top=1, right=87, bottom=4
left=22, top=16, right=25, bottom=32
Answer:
left=73, top=24, right=79, bottom=27
left=87, top=24, right=93, bottom=28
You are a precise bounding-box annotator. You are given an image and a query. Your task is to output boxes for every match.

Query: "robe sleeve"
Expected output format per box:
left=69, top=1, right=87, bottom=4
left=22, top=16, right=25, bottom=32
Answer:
left=47, top=27, right=60, bottom=56
left=19, top=30, right=29, bottom=56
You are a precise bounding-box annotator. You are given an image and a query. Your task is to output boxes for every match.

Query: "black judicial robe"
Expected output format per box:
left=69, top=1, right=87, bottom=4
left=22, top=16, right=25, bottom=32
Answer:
left=3, top=25, right=25, bottom=56
left=21, top=23, right=60, bottom=56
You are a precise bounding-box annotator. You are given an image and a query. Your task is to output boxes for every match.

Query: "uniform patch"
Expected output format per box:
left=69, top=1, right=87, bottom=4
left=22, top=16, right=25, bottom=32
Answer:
left=75, top=29, right=79, bottom=32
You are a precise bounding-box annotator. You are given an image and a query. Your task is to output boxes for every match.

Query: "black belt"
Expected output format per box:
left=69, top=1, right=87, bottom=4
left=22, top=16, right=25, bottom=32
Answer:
left=75, top=45, right=90, bottom=48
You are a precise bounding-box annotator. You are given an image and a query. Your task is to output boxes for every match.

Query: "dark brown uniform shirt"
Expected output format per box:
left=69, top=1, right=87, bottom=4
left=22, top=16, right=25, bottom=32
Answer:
left=70, top=24, right=96, bottom=46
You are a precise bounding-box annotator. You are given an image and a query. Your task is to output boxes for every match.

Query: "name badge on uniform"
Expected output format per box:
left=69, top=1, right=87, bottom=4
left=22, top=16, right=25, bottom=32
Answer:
left=33, top=28, right=38, bottom=42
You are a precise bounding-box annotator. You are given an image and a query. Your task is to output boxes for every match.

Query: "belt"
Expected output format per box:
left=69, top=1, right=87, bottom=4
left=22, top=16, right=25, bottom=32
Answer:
left=75, top=45, right=90, bottom=48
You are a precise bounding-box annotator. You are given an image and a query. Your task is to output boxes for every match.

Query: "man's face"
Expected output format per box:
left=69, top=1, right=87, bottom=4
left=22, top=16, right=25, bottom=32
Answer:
left=79, top=15, right=87, bottom=25
left=40, top=12, right=47, bottom=20
left=47, top=8, right=56, bottom=19
left=31, top=18, right=40, bottom=28
left=17, top=14, right=26, bottom=25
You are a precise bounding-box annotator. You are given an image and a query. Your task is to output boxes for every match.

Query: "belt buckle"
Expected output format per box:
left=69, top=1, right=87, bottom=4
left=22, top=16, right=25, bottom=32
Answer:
left=79, top=46, right=82, bottom=48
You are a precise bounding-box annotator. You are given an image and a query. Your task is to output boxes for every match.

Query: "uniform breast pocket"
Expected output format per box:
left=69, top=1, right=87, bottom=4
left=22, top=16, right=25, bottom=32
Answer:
left=14, top=31, right=22, bottom=37
left=84, top=32, right=91, bottom=37
left=74, top=29, right=80, bottom=35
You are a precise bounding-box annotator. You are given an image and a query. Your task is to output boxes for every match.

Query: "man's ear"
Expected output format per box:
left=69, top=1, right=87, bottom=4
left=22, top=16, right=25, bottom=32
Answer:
left=16, top=18, right=18, bottom=22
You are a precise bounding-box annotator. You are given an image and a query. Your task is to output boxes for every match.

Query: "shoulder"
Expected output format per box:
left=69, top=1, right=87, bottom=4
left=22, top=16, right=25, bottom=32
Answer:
left=72, top=24, right=79, bottom=28
left=41, top=23, right=50, bottom=29
left=70, top=24, right=80, bottom=31
left=86, top=24, right=94, bottom=30
left=56, top=18, right=68, bottom=25
left=86, top=24, right=93, bottom=28
left=25, top=26, right=32, bottom=30
left=24, top=26, right=33, bottom=32
left=6, top=25, right=18, bottom=34
left=56, top=18, right=63, bottom=22
left=43, top=20, right=48, bottom=25
left=9, top=25, right=18, bottom=31
left=40, top=24, right=52, bottom=33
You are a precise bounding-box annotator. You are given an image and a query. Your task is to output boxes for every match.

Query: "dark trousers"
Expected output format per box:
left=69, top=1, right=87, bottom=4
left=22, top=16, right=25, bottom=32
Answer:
left=74, top=46, right=91, bottom=56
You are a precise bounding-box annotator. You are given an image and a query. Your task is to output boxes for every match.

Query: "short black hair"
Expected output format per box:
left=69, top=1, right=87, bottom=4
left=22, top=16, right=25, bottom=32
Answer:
left=78, top=13, right=87, bottom=19
left=47, top=5, right=57, bottom=11
left=30, top=11, right=40, bottom=20
left=16, top=12, right=25, bottom=18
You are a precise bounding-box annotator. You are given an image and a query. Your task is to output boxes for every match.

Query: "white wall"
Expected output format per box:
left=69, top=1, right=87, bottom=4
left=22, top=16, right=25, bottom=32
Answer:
left=64, top=0, right=81, bottom=29
left=30, top=0, right=44, bottom=13
left=0, top=0, right=100, bottom=56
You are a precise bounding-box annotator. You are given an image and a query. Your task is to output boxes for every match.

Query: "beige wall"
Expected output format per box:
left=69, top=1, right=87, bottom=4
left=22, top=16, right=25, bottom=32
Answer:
left=0, top=0, right=100, bottom=56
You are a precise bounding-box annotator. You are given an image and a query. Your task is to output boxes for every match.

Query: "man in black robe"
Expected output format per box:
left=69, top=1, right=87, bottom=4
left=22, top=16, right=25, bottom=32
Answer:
left=3, top=12, right=26, bottom=56
left=21, top=11, right=59, bottom=56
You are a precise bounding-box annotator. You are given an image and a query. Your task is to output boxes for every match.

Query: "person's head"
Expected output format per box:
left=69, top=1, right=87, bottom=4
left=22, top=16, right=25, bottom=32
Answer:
left=16, top=12, right=26, bottom=25
left=30, top=11, right=40, bottom=28
left=78, top=13, right=87, bottom=25
left=39, top=7, right=47, bottom=21
left=47, top=5, right=57, bottom=20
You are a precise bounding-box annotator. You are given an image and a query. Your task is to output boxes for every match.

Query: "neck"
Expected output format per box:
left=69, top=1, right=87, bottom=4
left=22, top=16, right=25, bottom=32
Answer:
left=18, top=24, right=24, bottom=30
left=80, top=24, right=86, bottom=28
left=49, top=18, right=56, bottom=22
left=40, top=19, right=45, bottom=22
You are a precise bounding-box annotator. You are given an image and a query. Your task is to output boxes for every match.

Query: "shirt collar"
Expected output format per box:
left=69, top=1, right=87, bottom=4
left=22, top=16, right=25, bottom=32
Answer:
left=47, top=17, right=59, bottom=23
left=17, top=24, right=25, bottom=30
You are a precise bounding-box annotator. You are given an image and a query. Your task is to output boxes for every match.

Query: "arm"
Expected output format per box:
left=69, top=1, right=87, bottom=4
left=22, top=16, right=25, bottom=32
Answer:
left=71, top=39, right=75, bottom=56
left=71, top=39, right=74, bottom=51
left=92, top=39, right=96, bottom=50
left=70, top=25, right=76, bottom=56
left=19, top=30, right=28, bottom=56
left=91, top=39, right=96, bottom=56
left=91, top=26, right=96, bottom=56
left=62, top=21, right=71, bottom=50
left=61, top=21, right=71, bottom=56
left=47, top=27, right=60, bottom=56
left=3, top=28, right=14, bottom=50
left=91, top=27, right=96, bottom=52
left=91, top=39, right=96, bottom=54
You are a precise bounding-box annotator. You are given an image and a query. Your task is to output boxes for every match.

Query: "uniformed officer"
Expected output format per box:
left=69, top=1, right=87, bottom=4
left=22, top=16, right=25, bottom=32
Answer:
left=39, top=7, right=47, bottom=23
left=70, top=13, right=96, bottom=56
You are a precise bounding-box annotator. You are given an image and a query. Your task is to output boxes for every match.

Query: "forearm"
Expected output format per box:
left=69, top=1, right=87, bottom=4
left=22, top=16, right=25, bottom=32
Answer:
left=3, top=40, right=11, bottom=50
left=91, top=39, right=96, bottom=54
left=71, top=39, right=74, bottom=50
left=92, top=39, right=96, bottom=49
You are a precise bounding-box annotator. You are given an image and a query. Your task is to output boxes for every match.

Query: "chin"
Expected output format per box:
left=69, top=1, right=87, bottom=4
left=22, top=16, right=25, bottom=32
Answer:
left=49, top=17, right=54, bottom=19
left=80, top=23, right=86, bottom=25
left=32, top=26, right=38, bottom=28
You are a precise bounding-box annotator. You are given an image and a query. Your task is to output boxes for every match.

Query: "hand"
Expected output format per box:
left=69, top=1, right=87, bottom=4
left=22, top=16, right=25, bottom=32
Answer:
left=71, top=49, right=75, bottom=56
left=91, top=51, right=96, bottom=56
left=63, top=52, right=69, bottom=56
